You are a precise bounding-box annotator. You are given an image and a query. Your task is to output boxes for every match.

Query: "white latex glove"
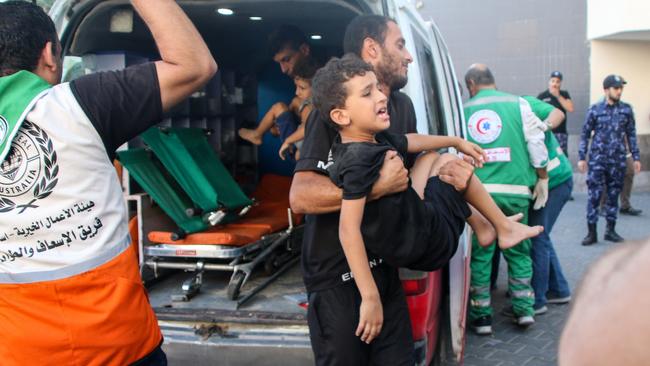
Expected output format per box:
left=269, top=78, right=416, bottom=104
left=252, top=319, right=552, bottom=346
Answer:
left=532, top=178, right=549, bottom=210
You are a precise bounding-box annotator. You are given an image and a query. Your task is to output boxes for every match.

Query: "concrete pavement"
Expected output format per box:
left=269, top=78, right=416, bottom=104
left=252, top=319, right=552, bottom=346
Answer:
left=461, top=192, right=650, bottom=366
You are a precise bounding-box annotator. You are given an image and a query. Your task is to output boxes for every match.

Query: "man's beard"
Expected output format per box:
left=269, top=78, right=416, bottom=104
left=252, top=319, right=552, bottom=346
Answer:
left=608, top=94, right=620, bottom=103
left=376, top=53, right=408, bottom=91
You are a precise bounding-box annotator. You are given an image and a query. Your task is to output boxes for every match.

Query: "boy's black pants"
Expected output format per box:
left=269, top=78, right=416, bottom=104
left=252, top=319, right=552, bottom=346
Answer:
left=307, top=266, right=415, bottom=366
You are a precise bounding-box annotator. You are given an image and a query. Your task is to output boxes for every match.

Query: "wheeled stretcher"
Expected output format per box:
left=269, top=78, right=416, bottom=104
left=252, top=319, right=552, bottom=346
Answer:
left=118, top=128, right=302, bottom=304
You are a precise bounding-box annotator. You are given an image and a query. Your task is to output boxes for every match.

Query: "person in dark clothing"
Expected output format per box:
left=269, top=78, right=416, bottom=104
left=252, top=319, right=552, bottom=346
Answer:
left=322, top=55, right=543, bottom=260
left=578, top=74, right=641, bottom=245
left=290, top=15, right=477, bottom=365
left=313, top=53, right=544, bottom=346
left=0, top=1, right=216, bottom=364
left=268, top=24, right=312, bottom=77
left=537, top=71, right=574, bottom=155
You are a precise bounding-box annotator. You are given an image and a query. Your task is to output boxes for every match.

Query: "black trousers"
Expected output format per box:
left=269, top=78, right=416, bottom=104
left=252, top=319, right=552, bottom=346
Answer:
left=131, top=344, right=167, bottom=366
left=307, top=266, right=415, bottom=366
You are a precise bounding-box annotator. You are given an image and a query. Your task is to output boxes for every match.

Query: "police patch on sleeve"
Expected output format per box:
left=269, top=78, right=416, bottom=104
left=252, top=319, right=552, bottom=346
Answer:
left=467, top=109, right=503, bottom=144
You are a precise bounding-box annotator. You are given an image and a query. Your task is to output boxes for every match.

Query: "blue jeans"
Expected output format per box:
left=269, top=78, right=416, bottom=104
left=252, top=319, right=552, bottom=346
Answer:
left=530, top=178, right=572, bottom=308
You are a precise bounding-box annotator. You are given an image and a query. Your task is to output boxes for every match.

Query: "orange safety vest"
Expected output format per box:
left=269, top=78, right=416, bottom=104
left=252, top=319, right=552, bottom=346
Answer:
left=0, top=247, right=161, bottom=365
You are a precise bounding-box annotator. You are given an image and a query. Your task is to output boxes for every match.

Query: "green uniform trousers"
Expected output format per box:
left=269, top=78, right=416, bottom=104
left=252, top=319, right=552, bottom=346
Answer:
left=469, top=196, right=534, bottom=320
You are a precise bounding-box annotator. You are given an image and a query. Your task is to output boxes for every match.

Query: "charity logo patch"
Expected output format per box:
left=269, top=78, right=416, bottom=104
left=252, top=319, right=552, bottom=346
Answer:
left=0, top=116, right=7, bottom=145
left=0, top=121, right=58, bottom=214
left=467, top=109, right=503, bottom=144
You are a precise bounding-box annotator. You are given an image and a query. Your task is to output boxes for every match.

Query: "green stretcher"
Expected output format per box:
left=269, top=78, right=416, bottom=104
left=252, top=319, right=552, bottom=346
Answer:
left=117, top=148, right=207, bottom=235
left=118, top=127, right=253, bottom=238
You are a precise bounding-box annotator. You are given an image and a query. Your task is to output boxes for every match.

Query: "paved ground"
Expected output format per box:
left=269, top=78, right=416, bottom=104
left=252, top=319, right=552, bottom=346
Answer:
left=462, top=191, right=650, bottom=366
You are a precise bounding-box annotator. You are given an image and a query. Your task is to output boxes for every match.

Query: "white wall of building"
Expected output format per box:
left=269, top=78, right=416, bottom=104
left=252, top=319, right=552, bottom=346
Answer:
left=590, top=40, right=650, bottom=135
left=588, top=0, right=650, bottom=40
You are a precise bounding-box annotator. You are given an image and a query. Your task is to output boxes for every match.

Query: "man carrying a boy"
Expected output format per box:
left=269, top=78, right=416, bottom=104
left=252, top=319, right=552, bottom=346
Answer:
left=290, top=15, right=475, bottom=365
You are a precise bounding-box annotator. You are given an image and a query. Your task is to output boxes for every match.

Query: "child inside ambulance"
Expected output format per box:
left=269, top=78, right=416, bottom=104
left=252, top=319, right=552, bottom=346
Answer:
left=238, top=56, right=320, bottom=160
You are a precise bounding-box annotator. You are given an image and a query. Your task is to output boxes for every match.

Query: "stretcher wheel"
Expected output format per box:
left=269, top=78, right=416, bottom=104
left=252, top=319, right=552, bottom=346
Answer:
left=227, top=271, right=246, bottom=300
left=263, top=253, right=279, bottom=276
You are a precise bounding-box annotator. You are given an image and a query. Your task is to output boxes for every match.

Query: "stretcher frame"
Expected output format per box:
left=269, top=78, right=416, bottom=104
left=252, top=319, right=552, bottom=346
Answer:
left=141, top=207, right=303, bottom=305
left=120, top=127, right=301, bottom=305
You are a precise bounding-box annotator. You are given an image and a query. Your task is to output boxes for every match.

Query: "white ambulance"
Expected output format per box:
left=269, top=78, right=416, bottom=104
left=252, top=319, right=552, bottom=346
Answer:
left=50, top=0, right=472, bottom=364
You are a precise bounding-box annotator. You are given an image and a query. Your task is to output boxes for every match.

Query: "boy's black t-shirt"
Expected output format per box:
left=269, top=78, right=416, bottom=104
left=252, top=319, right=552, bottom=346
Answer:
left=329, top=133, right=408, bottom=199
left=327, top=132, right=469, bottom=272
left=295, top=91, right=418, bottom=292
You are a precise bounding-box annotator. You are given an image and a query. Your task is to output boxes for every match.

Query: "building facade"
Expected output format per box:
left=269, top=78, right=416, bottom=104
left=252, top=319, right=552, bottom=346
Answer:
left=420, top=0, right=648, bottom=190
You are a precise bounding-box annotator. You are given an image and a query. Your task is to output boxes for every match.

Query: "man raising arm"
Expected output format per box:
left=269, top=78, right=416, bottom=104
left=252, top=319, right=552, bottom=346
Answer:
left=0, top=1, right=215, bottom=365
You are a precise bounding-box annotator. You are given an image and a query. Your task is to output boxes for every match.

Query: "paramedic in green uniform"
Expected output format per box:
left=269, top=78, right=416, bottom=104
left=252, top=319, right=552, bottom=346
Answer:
left=463, top=64, right=549, bottom=335
left=523, top=96, right=573, bottom=313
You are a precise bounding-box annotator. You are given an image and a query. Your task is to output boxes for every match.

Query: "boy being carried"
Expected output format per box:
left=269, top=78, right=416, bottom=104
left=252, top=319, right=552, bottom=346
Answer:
left=312, top=55, right=542, bottom=344
left=238, top=56, right=319, bottom=160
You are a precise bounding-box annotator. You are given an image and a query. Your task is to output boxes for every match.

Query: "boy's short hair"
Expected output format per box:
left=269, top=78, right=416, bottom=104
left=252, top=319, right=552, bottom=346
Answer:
left=268, top=25, right=308, bottom=57
left=311, top=54, right=374, bottom=130
left=292, top=56, right=321, bottom=82
left=0, top=1, right=58, bottom=76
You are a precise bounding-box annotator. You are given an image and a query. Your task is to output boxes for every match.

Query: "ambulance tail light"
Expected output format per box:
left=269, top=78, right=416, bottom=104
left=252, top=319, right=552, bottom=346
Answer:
left=402, top=278, right=428, bottom=296
left=400, top=268, right=429, bottom=296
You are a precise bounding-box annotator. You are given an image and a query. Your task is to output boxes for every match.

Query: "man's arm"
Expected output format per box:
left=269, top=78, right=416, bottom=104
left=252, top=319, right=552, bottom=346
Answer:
left=290, top=171, right=343, bottom=214
left=536, top=168, right=549, bottom=179
left=520, top=98, right=549, bottom=169
left=290, top=151, right=409, bottom=214
left=625, top=107, right=642, bottom=173
left=578, top=108, right=596, bottom=172
left=131, top=0, right=217, bottom=112
left=522, top=96, right=562, bottom=131
left=437, top=158, right=475, bottom=192
left=545, top=108, right=566, bottom=129
left=520, top=98, right=550, bottom=208
left=556, top=92, right=574, bottom=113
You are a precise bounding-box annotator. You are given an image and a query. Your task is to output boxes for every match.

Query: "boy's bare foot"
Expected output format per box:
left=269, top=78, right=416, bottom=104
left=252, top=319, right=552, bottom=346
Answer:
left=238, top=128, right=262, bottom=145
left=472, top=213, right=526, bottom=247
left=508, top=213, right=524, bottom=222
left=498, top=221, right=543, bottom=250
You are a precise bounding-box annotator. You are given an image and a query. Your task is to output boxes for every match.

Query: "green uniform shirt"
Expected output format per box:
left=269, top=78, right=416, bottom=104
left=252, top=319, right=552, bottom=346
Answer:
left=464, top=90, right=543, bottom=200
left=523, top=96, right=573, bottom=189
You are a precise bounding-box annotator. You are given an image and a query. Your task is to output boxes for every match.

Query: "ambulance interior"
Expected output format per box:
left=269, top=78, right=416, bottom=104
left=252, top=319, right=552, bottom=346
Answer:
left=61, top=0, right=367, bottom=313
